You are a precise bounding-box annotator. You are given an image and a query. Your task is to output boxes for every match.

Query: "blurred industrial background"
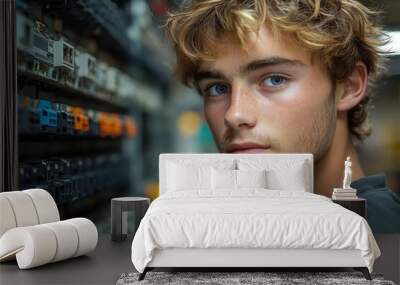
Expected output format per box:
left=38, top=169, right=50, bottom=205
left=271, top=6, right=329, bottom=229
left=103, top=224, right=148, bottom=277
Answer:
left=1, top=0, right=399, bottom=232
left=358, top=0, right=400, bottom=196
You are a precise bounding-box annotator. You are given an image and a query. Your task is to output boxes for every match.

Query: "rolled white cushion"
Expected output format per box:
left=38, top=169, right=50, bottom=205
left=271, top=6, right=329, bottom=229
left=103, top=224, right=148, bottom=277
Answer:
left=0, top=218, right=98, bottom=269
left=42, top=221, right=79, bottom=262
left=23, top=189, right=60, bottom=223
left=64, top=218, right=98, bottom=257
left=0, top=195, right=17, bottom=238
left=0, top=226, right=57, bottom=269
left=1, top=191, right=39, bottom=227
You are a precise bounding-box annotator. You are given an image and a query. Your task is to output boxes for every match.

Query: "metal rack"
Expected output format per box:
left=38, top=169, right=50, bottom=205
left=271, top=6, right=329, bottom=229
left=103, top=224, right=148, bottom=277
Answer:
left=2, top=0, right=162, bottom=218
left=42, top=0, right=171, bottom=85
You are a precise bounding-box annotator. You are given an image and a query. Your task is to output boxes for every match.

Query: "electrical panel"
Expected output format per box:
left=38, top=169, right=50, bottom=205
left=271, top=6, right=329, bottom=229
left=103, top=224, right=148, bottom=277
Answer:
left=53, top=38, right=75, bottom=70
left=76, top=51, right=97, bottom=81
left=105, top=67, right=120, bottom=94
left=14, top=1, right=160, bottom=218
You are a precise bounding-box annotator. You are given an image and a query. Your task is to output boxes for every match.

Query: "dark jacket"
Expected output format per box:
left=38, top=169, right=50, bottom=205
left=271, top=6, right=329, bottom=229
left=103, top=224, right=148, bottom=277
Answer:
left=351, top=174, right=400, bottom=233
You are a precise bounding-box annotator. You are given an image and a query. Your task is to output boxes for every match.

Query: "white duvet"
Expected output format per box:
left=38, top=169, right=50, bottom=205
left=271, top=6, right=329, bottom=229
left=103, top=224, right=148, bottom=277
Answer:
left=131, top=189, right=380, bottom=273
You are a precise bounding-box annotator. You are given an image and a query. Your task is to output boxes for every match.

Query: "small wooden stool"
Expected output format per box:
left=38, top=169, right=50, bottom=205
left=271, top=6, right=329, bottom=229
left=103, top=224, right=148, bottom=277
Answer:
left=111, top=197, right=150, bottom=242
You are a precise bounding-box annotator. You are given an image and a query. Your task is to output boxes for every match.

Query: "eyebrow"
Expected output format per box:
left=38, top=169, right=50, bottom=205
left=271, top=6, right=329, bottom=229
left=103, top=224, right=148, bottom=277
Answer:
left=194, top=70, right=227, bottom=82
left=194, top=56, right=307, bottom=82
left=242, top=57, right=306, bottom=73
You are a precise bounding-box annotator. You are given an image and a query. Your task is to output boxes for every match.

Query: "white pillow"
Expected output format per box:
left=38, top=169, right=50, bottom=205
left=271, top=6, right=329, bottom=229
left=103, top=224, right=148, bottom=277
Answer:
left=211, top=168, right=236, bottom=190
left=167, top=162, right=211, bottom=191
left=238, top=159, right=308, bottom=191
left=236, top=169, right=267, bottom=189
left=166, top=158, right=236, bottom=171
left=267, top=164, right=307, bottom=191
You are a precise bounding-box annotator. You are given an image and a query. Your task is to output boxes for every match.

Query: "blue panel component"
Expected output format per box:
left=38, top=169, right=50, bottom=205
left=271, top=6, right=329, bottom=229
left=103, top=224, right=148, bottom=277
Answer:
left=57, top=103, right=74, bottom=135
left=38, top=99, right=58, bottom=133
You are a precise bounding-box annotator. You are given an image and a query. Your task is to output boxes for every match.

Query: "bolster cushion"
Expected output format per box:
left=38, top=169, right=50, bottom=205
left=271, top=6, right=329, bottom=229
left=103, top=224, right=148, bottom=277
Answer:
left=0, top=189, right=60, bottom=238
left=0, top=218, right=98, bottom=269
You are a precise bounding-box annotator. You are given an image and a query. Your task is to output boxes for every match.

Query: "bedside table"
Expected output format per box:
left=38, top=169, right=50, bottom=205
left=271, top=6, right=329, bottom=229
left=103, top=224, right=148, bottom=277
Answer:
left=332, top=198, right=367, bottom=218
left=111, top=197, right=150, bottom=242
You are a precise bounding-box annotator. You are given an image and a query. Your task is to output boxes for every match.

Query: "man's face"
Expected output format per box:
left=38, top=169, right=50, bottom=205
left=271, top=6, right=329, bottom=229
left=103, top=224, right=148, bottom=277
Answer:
left=195, top=26, right=337, bottom=160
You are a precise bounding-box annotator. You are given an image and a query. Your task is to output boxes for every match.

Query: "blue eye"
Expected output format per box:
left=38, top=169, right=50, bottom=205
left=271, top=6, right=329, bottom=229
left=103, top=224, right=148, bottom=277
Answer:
left=206, top=84, right=228, bottom=97
left=263, top=75, right=287, bottom=87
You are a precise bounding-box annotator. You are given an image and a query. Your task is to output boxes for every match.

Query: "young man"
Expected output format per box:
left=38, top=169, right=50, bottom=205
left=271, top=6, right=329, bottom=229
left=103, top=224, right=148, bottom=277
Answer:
left=166, top=0, right=399, bottom=233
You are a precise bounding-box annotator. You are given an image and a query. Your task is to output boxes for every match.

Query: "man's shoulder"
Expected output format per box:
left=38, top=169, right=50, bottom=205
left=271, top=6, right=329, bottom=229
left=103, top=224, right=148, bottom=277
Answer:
left=351, top=174, right=400, bottom=233
left=352, top=173, right=387, bottom=191
left=352, top=173, right=400, bottom=201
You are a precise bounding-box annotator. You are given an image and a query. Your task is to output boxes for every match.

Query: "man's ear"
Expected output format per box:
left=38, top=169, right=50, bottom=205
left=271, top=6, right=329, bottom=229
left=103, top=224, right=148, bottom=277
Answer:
left=336, top=61, right=368, bottom=111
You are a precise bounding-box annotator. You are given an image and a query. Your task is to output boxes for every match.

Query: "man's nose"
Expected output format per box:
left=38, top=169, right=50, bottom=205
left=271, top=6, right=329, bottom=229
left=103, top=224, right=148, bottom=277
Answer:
left=224, top=85, right=257, bottom=130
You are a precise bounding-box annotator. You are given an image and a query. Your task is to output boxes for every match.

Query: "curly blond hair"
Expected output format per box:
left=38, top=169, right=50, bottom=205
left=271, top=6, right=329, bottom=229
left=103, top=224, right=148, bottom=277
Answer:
left=166, top=0, right=389, bottom=141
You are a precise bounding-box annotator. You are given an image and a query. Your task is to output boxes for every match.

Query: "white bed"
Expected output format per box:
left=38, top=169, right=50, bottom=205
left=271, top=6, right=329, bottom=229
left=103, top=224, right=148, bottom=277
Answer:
left=131, top=154, right=380, bottom=281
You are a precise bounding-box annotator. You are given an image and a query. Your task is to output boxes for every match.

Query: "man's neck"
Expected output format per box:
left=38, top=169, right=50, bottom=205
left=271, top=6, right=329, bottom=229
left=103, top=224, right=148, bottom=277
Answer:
left=314, top=113, right=365, bottom=197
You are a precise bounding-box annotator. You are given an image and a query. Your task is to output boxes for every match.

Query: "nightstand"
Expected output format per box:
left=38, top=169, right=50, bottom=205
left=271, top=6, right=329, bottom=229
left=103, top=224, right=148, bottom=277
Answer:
left=111, top=197, right=150, bottom=242
left=332, top=198, right=367, bottom=218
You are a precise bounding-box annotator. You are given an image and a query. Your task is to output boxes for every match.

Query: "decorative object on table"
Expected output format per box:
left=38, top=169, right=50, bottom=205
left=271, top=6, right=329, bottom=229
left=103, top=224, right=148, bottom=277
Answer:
left=332, top=188, right=358, bottom=200
left=116, top=271, right=395, bottom=285
left=332, top=156, right=358, bottom=200
left=0, top=189, right=98, bottom=269
left=332, top=198, right=367, bottom=218
left=343, top=156, right=353, bottom=189
left=111, top=197, right=150, bottom=242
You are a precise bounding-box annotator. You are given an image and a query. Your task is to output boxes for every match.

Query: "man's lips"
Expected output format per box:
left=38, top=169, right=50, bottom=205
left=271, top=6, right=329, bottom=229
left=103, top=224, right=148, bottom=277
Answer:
left=226, top=142, right=271, bottom=153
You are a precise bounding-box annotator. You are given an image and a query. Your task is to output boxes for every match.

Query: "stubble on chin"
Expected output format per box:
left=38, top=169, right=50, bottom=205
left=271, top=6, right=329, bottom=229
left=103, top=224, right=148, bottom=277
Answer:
left=215, top=128, right=281, bottom=153
left=213, top=105, right=335, bottom=157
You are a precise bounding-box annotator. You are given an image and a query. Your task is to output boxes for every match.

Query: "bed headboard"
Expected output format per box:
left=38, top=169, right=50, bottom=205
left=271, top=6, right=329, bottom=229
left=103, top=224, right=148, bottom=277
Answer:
left=159, top=153, right=314, bottom=195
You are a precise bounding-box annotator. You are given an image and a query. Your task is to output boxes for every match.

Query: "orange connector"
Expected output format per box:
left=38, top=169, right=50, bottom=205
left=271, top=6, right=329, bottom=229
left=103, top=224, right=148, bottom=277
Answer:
left=109, top=113, right=123, bottom=137
left=70, top=107, right=89, bottom=133
left=99, top=112, right=122, bottom=137
left=99, top=112, right=110, bottom=137
left=123, top=116, right=138, bottom=138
